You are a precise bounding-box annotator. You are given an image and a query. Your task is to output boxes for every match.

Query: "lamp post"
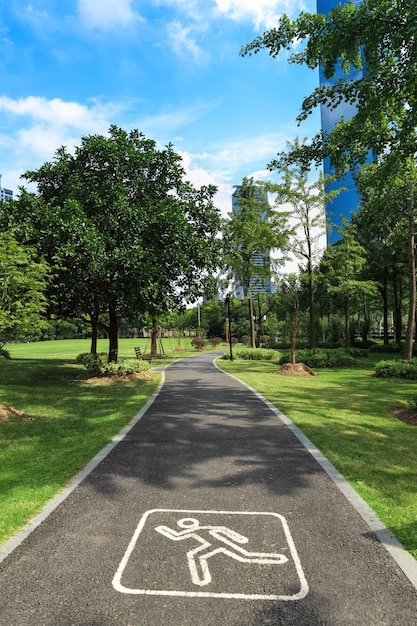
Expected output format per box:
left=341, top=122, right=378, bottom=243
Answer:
left=226, top=295, right=233, bottom=361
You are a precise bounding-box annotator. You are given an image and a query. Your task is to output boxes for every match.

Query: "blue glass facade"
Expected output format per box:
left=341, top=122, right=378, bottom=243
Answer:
left=0, top=187, right=13, bottom=202
left=317, top=0, right=367, bottom=244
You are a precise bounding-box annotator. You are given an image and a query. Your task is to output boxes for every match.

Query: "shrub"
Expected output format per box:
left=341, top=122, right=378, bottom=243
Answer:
left=209, top=337, right=223, bottom=348
left=279, top=348, right=357, bottom=369
left=0, top=348, right=11, bottom=359
left=191, top=337, right=207, bottom=351
left=99, top=359, right=150, bottom=376
left=76, top=353, right=106, bottom=376
left=369, top=343, right=402, bottom=354
left=375, top=359, right=417, bottom=380
left=235, top=348, right=279, bottom=361
left=75, top=352, right=107, bottom=365
left=409, top=396, right=417, bottom=411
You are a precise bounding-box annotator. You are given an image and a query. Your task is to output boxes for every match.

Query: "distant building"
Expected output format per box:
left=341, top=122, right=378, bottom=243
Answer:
left=317, top=0, right=370, bottom=244
left=0, top=175, right=13, bottom=202
left=231, top=184, right=272, bottom=299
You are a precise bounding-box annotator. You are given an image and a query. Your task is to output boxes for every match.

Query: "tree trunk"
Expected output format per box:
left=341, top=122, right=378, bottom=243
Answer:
left=392, top=268, right=401, bottom=344
left=308, top=261, right=315, bottom=349
left=248, top=291, right=256, bottom=349
left=404, top=187, right=416, bottom=360
left=378, top=275, right=389, bottom=346
left=151, top=317, right=158, bottom=355
left=291, top=304, right=299, bottom=365
left=90, top=318, right=98, bottom=355
left=345, top=294, right=350, bottom=348
left=108, top=303, right=118, bottom=362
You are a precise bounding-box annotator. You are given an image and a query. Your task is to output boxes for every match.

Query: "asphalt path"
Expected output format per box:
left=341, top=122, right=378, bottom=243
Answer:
left=1, top=352, right=417, bottom=625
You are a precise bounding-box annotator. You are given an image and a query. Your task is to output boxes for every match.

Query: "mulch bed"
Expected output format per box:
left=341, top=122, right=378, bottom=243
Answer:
left=391, top=406, right=417, bottom=426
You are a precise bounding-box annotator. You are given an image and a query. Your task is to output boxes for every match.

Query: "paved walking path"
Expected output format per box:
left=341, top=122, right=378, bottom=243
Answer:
left=1, top=352, right=417, bottom=625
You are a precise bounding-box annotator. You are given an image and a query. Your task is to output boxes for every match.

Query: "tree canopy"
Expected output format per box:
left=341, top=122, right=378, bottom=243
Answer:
left=0, top=232, right=50, bottom=347
left=241, top=0, right=417, bottom=173
left=1, top=125, right=221, bottom=360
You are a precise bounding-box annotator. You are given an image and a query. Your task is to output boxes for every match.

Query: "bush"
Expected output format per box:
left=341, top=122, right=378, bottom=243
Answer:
left=375, top=359, right=417, bottom=380
left=234, top=348, right=279, bottom=361
left=279, top=348, right=357, bottom=369
left=369, top=343, right=402, bottom=354
left=0, top=348, right=11, bottom=359
left=209, top=337, right=223, bottom=348
left=76, top=353, right=106, bottom=376
left=99, top=359, right=150, bottom=376
left=191, top=337, right=207, bottom=351
left=409, top=396, right=417, bottom=411
left=75, top=352, right=107, bottom=365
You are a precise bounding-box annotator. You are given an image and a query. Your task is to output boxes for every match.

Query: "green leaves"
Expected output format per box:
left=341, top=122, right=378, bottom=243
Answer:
left=0, top=232, right=51, bottom=346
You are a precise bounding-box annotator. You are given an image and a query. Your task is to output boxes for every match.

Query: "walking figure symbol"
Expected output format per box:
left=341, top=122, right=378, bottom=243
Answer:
left=155, top=517, right=288, bottom=587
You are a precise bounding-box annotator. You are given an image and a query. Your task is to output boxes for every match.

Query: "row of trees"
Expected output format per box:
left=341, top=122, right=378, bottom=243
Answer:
left=237, top=0, right=417, bottom=359
left=2, top=2, right=416, bottom=359
left=0, top=126, right=221, bottom=360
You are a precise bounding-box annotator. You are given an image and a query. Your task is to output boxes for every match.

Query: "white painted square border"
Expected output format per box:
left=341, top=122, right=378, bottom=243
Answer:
left=112, top=509, right=309, bottom=601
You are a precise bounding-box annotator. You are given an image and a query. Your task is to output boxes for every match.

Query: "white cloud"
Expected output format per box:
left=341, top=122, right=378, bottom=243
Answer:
left=167, top=20, right=209, bottom=62
left=0, top=96, right=121, bottom=191
left=132, top=100, right=218, bottom=137
left=214, top=0, right=285, bottom=29
left=77, top=0, right=143, bottom=30
left=0, top=96, right=117, bottom=132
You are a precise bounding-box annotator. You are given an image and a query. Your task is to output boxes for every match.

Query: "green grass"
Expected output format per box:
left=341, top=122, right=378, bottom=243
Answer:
left=3, top=340, right=416, bottom=563
left=219, top=354, right=417, bottom=560
left=7, top=336, right=198, bottom=362
left=0, top=337, right=222, bottom=545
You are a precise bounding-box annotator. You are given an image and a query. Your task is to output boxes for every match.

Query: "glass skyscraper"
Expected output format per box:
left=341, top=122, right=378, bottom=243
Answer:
left=317, top=0, right=367, bottom=244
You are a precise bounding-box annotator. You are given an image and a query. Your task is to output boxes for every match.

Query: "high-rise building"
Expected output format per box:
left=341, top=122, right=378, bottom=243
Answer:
left=317, top=0, right=368, bottom=244
left=0, top=175, right=13, bottom=203
left=231, top=184, right=272, bottom=299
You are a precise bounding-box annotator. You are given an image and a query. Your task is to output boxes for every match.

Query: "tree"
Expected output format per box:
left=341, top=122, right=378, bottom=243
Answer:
left=321, top=218, right=376, bottom=348
left=241, top=0, right=417, bottom=356
left=222, top=178, right=291, bottom=348
left=0, top=232, right=50, bottom=347
left=267, top=138, right=342, bottom=348
left=275, top=275, right=302, bottom=365
left=359, top=158, right=417, bottom=360
left=241, top=1, right=417, bottom=172
left=3, top=126, right=221, bottom=361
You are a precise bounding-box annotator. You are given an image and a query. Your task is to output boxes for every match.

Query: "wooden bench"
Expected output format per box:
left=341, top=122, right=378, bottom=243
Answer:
left=134, top=347, right=152, bottom=362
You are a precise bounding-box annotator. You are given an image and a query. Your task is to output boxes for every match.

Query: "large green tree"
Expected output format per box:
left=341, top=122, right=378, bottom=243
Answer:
left=2, top=126, right=221, bottom=360
left=267, top=138, right=341, bottom=348
left=356, top=160, right=416, bottom=354
left=222, top=178, right=290, bottom=348
left=321, top=218, right=376, bottom=348
left=241, top=0, right=417, bottom=357
left=242, top=0, right=417, bottom=171
left=0, top=232, right=50, bottom=347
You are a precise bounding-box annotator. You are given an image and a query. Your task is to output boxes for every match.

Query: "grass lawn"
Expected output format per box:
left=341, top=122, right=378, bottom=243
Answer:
left=218, top=354, right=417, bottom=560
left=2, top=340, right=416, bottom=564
left=0, top=337, right=202, bottom=546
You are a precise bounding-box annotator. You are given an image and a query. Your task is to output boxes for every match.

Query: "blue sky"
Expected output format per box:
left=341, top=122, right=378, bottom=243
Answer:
left=0, top=0, right=319, bottom=216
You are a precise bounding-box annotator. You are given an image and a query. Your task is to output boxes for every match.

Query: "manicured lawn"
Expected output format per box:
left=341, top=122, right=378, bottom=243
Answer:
left=0, top=337, right=218, bottom=545
left=219, top=354, right=417, bottom=560
left=2, top=340, right=416, bottom=564
left=7, top=336, right=196, bottom=362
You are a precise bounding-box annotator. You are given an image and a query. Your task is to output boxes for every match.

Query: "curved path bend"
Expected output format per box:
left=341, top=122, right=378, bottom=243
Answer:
left=0, top=352, right=416, bottom=625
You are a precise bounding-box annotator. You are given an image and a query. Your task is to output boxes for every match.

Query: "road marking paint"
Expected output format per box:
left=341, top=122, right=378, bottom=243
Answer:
left=112, top=509, right=308, bottom=600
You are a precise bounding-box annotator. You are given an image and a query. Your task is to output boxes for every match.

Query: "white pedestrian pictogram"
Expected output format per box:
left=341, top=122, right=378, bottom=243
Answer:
left=155, top=516, right=288, bottom=587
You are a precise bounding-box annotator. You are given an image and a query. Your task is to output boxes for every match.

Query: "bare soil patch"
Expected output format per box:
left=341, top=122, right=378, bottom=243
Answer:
left=391, top=406, right=417, bottom=426
left=85, top=372, right=152, bottom=385
left=277, top=362, right=316, bottom=376
left=0, top=404, right=31, bottom=423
